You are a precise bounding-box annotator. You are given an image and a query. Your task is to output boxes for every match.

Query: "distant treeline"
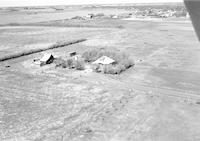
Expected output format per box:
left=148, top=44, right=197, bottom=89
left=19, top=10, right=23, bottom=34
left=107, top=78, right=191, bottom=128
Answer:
left=82, top=3, right=187, bottom=12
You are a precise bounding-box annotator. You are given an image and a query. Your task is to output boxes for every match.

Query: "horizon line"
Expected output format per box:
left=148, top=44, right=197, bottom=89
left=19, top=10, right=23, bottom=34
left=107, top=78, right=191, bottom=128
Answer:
left=0, top=2, right=184, bottom=8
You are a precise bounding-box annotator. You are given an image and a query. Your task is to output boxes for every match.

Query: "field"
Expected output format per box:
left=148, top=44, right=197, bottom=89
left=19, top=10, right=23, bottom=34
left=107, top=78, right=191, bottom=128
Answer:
left=1, top=4, right=200, bottom=141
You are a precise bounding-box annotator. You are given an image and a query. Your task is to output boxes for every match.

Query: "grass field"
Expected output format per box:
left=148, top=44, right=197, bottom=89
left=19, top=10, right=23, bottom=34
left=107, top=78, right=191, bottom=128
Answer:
left=1, top=4, right=200, bottom=141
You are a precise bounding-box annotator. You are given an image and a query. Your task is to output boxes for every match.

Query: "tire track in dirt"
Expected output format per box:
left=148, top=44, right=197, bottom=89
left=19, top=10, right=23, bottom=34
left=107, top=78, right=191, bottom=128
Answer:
left=120, top=79, right=200, bottom=103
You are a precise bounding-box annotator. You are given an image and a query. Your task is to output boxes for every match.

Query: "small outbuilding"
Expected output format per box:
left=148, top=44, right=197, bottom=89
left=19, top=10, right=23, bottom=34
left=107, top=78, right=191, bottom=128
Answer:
left=69, top=51, right=77, bottom=57
left=92, top=56, right=115, bottom=65
left=40, top=54, right=54, bottom=66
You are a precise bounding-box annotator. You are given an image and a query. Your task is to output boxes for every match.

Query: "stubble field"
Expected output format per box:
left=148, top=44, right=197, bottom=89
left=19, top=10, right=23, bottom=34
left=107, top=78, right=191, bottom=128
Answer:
left=1, top=5, right=200, bottom=141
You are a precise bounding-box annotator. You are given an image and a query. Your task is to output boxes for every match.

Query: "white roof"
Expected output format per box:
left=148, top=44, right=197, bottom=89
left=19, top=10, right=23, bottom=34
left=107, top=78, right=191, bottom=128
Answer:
left=40, top=54, right=53, bottom=62
left=92, top=56, right=115, bottom=65
left=112, top=15, right=118, bottom=18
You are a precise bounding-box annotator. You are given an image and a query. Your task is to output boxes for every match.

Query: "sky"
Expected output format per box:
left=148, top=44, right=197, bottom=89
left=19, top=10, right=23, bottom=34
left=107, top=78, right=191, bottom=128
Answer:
left=0, top=0, right=183, bottom=7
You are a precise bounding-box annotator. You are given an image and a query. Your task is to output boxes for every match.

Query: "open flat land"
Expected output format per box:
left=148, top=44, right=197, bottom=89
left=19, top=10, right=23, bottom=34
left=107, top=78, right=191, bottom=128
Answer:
left=1, top=5, right=200, bottom=141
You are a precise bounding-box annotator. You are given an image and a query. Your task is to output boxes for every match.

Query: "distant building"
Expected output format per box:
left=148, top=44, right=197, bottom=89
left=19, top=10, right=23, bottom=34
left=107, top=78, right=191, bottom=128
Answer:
left=86, top=14, right=93, bottom=19
left=111, top=15, right=118, bottom=19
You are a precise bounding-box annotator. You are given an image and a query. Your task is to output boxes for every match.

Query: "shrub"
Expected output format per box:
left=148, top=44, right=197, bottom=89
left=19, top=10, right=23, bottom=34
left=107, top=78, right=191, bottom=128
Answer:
left=82, top=51, right=89, bottom=61
left=120, top=58, right=134, bottom=68
left=53, top=58, right=67, bottom=68
left=82, top=49, right=99, bottom=62
left=103, top=65, right=111, bottom=74
left=113, top=65, right=123, bottom=74
left=92, top=64, right=101, bottom=72
left=103, top=65, right=123, bottom=74
left=73, top=58, right=85, bottom=70
left=66, top=58, right=74, bottom=68
left=54, top=57, right=85, bottom=70
left=117, top=64, right=126, bottom=72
